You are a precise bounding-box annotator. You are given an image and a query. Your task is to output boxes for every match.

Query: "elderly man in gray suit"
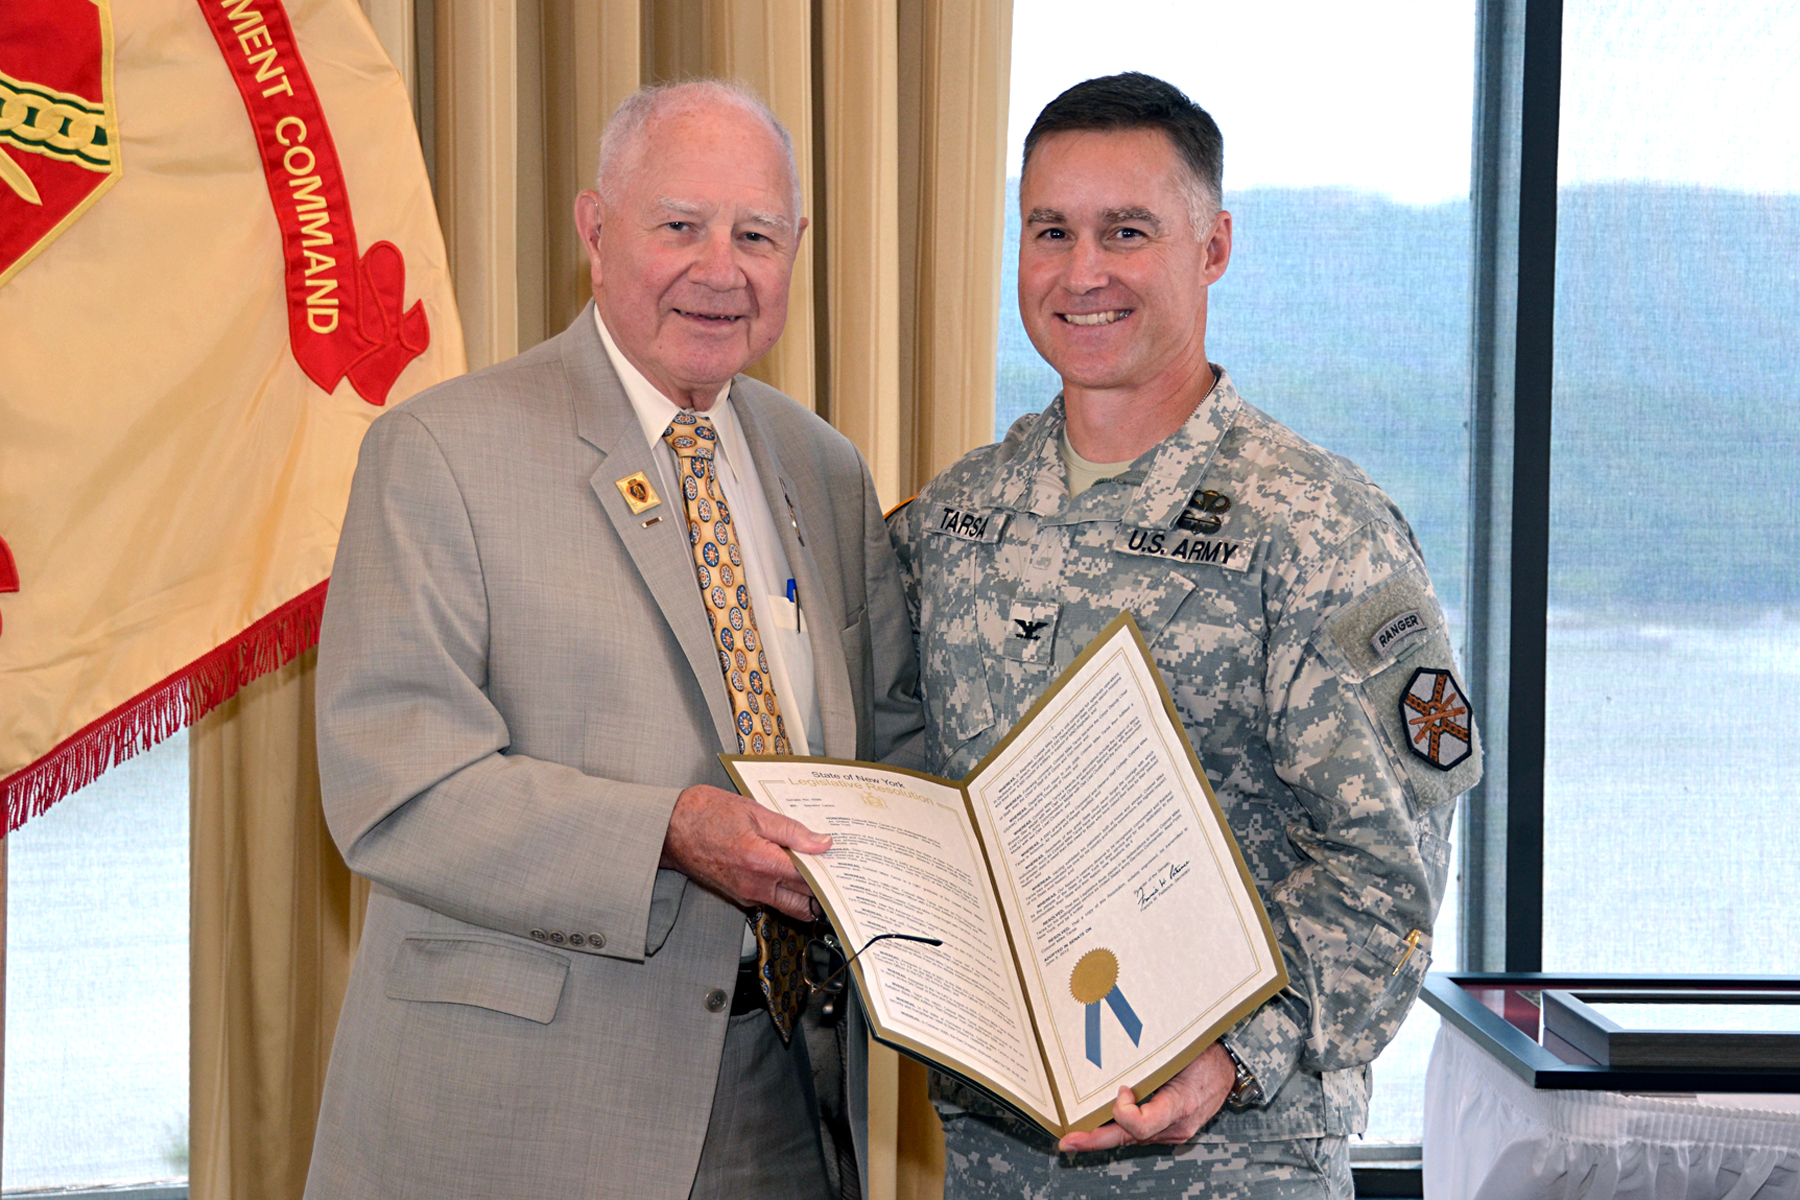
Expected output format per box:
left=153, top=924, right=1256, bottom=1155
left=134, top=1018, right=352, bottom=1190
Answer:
left=305, top=80, right=922, bottom=1200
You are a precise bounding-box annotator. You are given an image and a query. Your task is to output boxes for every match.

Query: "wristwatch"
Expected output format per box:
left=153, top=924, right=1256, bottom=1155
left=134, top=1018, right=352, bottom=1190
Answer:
left=1221, top=1042, right=1260, bottom=1110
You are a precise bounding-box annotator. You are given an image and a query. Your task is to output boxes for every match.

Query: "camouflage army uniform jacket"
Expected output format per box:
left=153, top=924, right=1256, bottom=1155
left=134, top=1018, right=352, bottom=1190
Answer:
left=888, top=369, right=1481, bottom=1142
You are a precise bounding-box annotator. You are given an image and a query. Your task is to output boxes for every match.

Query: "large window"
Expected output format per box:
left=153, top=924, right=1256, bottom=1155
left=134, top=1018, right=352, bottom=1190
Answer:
left=1541, top=0, right=1800, bottom=974
left=4, top=733, right=189, bottom=1193
left=1000, top=0, right=1800, bottom=1162
left=1001, top=0, right=1480, bottom=1147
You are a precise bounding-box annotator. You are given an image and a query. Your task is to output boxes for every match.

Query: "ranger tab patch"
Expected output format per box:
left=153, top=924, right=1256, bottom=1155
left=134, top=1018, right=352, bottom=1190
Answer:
left=1401, top=668, right=1473, bottom=771
left=1370, top=609, right=1426, bottom=660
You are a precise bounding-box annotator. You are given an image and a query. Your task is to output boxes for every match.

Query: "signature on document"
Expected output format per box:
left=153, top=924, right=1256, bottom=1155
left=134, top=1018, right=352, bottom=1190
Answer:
left=1132, top=859, right=1190, bottom=911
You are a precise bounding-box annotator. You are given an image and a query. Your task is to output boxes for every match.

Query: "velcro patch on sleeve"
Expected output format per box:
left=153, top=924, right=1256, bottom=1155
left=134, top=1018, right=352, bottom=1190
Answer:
left=1326, top=573, right=1436, bottom=679
left=1359, top=636, right=1482, bottom=811
left=1326, top=576, right=1482, bottom=810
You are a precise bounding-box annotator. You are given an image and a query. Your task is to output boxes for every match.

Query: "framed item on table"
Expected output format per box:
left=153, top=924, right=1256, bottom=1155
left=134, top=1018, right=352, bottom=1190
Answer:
left=1421, top=973, right=1800, bottom=1092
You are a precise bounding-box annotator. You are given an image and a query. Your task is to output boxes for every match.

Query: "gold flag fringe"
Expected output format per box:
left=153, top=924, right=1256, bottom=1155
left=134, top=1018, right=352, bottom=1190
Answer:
left=1, top=580, right=330, bottom=835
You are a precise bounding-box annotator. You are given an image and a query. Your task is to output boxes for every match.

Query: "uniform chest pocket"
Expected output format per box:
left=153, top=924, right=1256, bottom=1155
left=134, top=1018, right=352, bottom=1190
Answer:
left=926, top=646, right=995, bottom=743
left=920, top=555, right=997, bottom=745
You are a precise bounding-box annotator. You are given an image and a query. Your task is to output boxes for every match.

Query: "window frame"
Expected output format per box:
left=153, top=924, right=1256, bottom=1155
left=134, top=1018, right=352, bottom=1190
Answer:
left=1462, top=0, right=1562, bottom=976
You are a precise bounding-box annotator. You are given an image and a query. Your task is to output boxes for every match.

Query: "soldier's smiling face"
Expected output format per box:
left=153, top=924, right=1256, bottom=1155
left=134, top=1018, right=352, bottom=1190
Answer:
left=1018, top=127, right=1230, bottom=400
left=577, top=100, right=804, bottom=409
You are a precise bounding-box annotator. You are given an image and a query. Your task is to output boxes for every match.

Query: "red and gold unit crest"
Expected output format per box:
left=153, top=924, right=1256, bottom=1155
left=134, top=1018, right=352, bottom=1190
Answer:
left=0, top=0, right=121, bottom=289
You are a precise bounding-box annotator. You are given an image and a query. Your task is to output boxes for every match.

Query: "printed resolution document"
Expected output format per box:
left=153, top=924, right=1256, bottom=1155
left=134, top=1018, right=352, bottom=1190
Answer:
left=724, top=612, right=1287, bottom=1136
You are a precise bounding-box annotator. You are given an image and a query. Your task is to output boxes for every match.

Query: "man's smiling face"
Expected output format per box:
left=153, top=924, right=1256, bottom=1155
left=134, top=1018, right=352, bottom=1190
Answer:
left=583, top=99, right=803, bottom=408
left=1018, top=127, right=1229, bottom=400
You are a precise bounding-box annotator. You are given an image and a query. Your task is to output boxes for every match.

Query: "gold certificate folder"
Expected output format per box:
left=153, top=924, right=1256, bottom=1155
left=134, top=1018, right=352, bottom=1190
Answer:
left=725, top=611, right=1287, bottom=1137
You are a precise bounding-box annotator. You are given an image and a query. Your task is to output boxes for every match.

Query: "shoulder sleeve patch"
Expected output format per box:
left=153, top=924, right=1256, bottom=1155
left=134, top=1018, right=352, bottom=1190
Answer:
left=1398, top=667, right=1474, bottom=772
left=883, top=493, right=918, bottom=522
left=1317, top=572, right=1482, bottom=812
left=1363, top=639, right=1481, bottom=811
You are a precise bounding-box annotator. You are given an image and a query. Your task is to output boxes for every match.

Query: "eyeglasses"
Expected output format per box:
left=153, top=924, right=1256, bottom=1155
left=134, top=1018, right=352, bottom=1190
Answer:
left=805, top=931, right=943, bottom=1024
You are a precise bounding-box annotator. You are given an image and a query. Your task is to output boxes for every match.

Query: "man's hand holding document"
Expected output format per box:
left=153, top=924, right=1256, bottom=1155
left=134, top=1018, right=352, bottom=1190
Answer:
left=725, top=612, right=1287, bottom=1137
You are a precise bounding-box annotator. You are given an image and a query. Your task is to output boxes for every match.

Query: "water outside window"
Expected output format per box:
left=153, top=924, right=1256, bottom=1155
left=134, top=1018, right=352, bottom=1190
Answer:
left=1000, top=0, right=1479, bottom=1145
left=1542, top=0, right=1800, bottom=975
left=3, top=731, right=190, bottom=1193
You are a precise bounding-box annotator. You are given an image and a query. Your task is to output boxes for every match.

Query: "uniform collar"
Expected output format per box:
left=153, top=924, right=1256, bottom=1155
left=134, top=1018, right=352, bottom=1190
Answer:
left=1121, top=366, right=1242, bottom=529
left=993, top=397, right=1071, bottom=516
left=989, top=367, right=1243, bottom=529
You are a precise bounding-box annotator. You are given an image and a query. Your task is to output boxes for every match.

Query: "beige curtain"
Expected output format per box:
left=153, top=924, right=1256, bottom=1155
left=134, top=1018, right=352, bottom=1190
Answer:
left=818, top=10, right=1013, bottom=1190
left=677, top=0, right=1012, bottom=505
left=189, top=650, right=369, bottom=1200
left=509, top=0, right=1011, bottom=506
left=896, top=0, right=1013, bottom=493
left=816, top=0, right=904, bottom=501
left=188, top=3, right=1012, bottom=1198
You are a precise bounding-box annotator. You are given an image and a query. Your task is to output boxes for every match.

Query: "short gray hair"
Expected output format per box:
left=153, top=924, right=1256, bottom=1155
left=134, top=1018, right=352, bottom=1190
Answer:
left=595, top=80, right=802, bottom=218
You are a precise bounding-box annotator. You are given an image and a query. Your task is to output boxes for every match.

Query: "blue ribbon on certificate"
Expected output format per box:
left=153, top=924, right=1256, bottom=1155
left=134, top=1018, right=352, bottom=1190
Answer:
left=1084, top=984, right=1143, bottom=1068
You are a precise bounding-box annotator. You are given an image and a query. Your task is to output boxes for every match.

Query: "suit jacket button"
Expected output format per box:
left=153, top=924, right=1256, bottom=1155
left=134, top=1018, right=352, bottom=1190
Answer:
left=550, top=931, right=566, bottom=945
left=589, top=932, right=606, bottom=949
left=705, top=988, right=729, bottom=1013
left=530, top=929, right=549, bottom=942
left=568, top=933, right=585, bottom=947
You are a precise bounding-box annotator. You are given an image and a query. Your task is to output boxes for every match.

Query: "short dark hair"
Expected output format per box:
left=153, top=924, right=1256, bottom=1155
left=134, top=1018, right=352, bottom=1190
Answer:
left=1022, top=72, right=1223, bottom=226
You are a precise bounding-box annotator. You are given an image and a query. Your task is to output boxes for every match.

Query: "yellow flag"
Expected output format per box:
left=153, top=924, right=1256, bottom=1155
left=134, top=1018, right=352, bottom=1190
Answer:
left=0, top=0, right=466, bottom=826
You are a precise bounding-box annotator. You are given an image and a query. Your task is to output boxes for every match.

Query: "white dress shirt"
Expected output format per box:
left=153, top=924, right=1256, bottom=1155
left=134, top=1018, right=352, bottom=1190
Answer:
left=594, top=311, right=824, bottom=760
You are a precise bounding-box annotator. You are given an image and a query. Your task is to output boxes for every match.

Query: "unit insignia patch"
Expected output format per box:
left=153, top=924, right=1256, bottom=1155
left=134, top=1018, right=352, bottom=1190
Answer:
left=1400, top=667, right=1473, bottom=771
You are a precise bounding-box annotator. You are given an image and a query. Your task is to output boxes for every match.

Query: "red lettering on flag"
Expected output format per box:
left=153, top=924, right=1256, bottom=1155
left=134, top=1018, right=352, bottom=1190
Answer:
left=195, top=0, right=428, bottom=405
left=0, top=533, right=17, bottom=639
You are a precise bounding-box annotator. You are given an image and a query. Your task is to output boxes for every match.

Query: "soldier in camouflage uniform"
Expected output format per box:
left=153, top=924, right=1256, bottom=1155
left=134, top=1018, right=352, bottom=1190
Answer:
left=887, top=74, right=1480, bottom=1197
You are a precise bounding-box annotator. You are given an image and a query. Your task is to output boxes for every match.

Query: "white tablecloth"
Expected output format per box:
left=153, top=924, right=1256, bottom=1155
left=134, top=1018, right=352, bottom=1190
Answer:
left=1423, top=1022, right=1800, bottom=1199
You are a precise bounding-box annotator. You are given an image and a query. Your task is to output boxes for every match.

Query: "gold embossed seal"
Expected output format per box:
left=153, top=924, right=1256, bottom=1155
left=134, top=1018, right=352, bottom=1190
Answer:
left=1069, top=948, right=1119, bottom=1005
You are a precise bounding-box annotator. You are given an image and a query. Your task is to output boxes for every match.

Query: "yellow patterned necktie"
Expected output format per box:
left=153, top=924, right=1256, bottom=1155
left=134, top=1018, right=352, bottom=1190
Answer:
left=663, top=411, right=809, bottom=1041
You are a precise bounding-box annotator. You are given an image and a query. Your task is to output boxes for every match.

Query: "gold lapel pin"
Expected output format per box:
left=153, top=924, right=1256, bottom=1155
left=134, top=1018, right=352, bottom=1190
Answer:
left=615, top=470, right=661, bottom=515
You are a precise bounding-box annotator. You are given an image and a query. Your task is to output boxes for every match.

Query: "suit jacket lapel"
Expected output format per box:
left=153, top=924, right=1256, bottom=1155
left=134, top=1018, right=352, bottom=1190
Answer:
left=734, top=388, right=859, bottom=759
left=562, top=306, right=739, bottom=755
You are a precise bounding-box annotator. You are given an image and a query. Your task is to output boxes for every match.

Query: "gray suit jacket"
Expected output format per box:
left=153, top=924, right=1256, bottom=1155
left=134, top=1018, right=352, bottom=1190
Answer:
left=306, top=306, right=922, bottom=1200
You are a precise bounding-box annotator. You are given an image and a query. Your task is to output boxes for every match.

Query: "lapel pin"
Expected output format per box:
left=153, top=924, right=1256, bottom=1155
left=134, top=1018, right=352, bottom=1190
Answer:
left=615, top=471, right=660, bottom=515
left=781, top=482, right=804, bottom=545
